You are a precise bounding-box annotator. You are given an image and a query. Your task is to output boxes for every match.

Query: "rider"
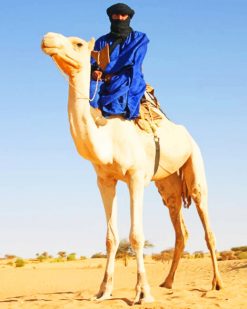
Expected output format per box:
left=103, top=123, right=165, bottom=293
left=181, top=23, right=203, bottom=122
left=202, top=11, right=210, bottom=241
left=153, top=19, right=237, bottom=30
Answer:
left=90, top=3, right=149, bottom=126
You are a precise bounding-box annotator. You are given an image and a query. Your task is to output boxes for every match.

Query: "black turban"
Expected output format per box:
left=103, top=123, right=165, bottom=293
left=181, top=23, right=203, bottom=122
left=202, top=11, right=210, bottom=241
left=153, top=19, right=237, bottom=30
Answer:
left=106, top=3, right=135, bottom=19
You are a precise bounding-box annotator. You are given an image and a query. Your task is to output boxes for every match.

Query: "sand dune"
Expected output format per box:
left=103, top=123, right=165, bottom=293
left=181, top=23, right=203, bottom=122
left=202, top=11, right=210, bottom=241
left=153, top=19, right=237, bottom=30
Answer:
left=0, top=257, right=246, bottom=308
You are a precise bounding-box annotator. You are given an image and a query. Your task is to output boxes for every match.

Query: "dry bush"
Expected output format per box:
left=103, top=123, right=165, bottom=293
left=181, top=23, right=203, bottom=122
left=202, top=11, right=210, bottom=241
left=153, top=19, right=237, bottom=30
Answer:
left=5, top=254, right=16, bottom=260
left=91, top=252, right=107, bottom=258
left=219, top=251, right=237, bottom=261
left=182, top=251, right=192, bottom=259
left=50, top=257, right=64, bottom=263
left=15, top=258, right=25, bottom=267
left=236, top=252, right=247, bottom=259
left=67, top=253, right=76, bottom=261
left=194, top=251, right=205, bottom=258
left=231, top=246, right=247, bottom=252
left=152, top=248, right=174, bottom=263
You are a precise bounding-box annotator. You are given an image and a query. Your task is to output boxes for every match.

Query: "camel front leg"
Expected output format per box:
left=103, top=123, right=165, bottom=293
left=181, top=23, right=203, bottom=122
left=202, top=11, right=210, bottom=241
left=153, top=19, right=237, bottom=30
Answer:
left=93, top=176, right=119, bottom=300
left=128, top=171, right=154, bottom=304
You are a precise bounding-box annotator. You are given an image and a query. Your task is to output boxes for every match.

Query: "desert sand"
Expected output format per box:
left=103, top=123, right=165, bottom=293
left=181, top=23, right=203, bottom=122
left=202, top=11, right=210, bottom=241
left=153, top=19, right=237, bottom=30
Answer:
left=0, top=257, right=246, bottom=309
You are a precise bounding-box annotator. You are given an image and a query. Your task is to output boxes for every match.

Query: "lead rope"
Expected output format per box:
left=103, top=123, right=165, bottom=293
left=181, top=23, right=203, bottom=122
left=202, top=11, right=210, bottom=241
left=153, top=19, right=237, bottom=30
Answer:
left=51, top=56, right=99, bottom=101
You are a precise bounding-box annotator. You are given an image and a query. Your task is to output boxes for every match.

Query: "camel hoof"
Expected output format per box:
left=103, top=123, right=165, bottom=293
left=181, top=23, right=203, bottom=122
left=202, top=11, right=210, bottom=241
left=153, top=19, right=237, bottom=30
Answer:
left=90, top=292, right=112, bottom=301
left=140, top=295, right=154, bottom=304
left=133, top=291, right=154, bottom=305
left=212, top=280, right=223, bottom=291
left=217, top=281, right=224, bottom=290
left=159, top=280, right=173, bottom=289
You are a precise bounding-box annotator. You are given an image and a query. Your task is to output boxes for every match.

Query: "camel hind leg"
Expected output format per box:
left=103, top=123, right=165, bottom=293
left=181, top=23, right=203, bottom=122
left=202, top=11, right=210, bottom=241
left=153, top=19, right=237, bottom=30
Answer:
left=183, top=140, right=223, bottom=290
left=155, top=172, right=189, bottom=289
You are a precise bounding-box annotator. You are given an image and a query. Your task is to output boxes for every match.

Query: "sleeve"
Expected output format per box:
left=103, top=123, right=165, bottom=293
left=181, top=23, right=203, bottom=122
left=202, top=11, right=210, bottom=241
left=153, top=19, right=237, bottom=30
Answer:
left=126, top=34, right=149, bottom=118
left=133, top=39, right=148, bottom=71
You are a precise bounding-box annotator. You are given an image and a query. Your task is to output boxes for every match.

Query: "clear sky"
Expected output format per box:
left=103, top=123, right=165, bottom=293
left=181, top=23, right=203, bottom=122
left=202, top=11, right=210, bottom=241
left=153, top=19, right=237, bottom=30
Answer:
left=0, top=0, right=246, bottom=258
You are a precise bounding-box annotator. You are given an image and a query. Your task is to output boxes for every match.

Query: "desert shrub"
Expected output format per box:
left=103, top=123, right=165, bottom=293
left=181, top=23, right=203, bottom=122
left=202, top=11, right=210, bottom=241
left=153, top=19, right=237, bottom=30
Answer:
left=152, top=253, right=162, bottom=262
left=91, top=252, right=106, bottom=258
left=7, top=261, right=14, bottom=266
left=116, top=239, right=134, bottom=258
left=144, top=240, right=155, bottom=250
left=36, top=252, right=51, bottom=262
left=5, top=254, right=16, bottom=260
left=194, top=251, right=205, bottom=258
left=15, top=258, right=25, bottom=267
left=50, top=257, right=63, bottom=263
left=37, top=255, right=46, bottom=262
left=237, top=252, right=247, bottom=259
left=182, top=251, right=192, bottom=259
left=57, top=251, right=67, bottom=259
left=161, top=248, right=174, bottom=262
left=67, top=253, right=76, bottom=261
left=152, top=248, right=174, bottom=263
left=231, top=246, right=247, bottom=252
left=219, top=251, right=237, bottom=261
left=115, top=239, right=154, bottom=266
left=80, top=256, right=87, bottom=260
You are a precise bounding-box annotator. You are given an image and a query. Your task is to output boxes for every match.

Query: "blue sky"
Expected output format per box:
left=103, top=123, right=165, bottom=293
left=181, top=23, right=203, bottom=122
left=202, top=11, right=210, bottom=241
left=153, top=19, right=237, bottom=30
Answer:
left=0, top=0, right=246, bottom=258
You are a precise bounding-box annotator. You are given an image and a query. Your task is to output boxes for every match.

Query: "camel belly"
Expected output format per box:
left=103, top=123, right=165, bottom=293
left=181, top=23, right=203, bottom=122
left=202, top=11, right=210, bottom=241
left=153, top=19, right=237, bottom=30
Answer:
left=152, top=121, right=192, bottom=180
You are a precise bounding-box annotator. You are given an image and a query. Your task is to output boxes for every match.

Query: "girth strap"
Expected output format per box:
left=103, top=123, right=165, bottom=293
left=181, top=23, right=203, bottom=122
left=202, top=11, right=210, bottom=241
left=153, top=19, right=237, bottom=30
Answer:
left=153, top=135, right=160, bottom=176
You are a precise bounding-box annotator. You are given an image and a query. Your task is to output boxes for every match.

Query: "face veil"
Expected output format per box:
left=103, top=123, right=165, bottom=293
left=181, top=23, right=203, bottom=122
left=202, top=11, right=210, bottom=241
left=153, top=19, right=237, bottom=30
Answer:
left=110, top=16, right=133, bottom=39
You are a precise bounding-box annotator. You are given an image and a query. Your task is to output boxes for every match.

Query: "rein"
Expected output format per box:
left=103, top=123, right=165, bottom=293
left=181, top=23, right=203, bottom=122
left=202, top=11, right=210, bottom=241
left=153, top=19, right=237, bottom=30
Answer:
left=51, top=56, right=99, bottom=102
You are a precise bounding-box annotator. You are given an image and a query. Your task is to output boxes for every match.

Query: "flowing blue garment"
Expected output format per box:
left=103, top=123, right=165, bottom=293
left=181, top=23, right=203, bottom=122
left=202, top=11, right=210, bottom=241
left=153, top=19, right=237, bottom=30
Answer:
left=90, top=31, right=149, bottom=119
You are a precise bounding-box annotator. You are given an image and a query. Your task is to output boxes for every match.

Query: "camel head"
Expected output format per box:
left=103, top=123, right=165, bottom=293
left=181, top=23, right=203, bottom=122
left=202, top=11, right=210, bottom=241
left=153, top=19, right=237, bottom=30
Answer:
left=41, top=32, right=95, bottom=77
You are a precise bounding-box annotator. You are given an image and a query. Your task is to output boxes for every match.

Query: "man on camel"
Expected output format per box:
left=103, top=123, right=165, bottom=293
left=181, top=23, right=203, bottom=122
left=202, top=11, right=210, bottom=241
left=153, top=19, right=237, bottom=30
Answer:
left=90, top=3, right=150, bottom=126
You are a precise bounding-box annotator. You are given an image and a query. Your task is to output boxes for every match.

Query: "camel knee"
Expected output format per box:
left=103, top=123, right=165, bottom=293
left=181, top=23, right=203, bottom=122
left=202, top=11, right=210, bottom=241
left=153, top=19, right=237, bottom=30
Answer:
left=169, top=205, right=188, bottom=249
left=175, top=235, right=186, bottom=251
left=174, top=223, right=188, bottom=251
left=191, top=184, right=208, bottom=207
left=129, top=231, right=144, bottom=251
left=106, top=235, right=119, bottom=254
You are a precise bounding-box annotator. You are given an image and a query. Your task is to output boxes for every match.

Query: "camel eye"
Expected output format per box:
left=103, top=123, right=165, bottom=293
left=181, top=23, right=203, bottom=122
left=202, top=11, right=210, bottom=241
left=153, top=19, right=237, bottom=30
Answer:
left=77, top=42, right=83, bottom=47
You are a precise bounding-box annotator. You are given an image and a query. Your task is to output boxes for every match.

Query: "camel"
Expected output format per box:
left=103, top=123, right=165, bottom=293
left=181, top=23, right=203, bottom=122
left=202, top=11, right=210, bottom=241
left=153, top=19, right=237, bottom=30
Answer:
left=41, top=32, right=223, bottom=304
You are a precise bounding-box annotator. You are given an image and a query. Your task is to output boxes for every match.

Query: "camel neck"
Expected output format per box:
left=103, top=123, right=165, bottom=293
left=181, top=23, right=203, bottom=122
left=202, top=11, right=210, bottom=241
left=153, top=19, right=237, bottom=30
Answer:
left=69, top=70, right=90, bottom=100
left=68, top=68, right=92, bottom=121
left=67, top=70, right=112, bottom=165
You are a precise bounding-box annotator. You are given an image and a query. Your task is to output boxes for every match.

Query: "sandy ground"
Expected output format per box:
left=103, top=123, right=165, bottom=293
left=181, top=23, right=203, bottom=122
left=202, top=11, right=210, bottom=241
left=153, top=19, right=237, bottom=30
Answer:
left=0, top=257, right=246, bottom=309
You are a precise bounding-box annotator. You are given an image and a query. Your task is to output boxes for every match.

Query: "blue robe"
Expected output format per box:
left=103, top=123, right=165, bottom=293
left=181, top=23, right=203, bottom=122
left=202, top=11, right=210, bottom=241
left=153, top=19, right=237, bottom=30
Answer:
left=90, top=31, right=149, bottom=120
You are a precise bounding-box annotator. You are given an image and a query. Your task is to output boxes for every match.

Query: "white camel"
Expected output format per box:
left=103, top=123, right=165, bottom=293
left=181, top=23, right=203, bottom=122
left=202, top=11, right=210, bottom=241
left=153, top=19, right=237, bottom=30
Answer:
left=41, top=32, right=223, bottom=304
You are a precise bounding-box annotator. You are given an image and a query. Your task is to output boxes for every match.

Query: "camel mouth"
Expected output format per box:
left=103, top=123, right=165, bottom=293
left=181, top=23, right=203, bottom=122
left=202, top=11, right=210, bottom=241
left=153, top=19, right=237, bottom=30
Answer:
left=41, top=40, right=60, bottom=56
left=41, top=33, right=64, bottom=56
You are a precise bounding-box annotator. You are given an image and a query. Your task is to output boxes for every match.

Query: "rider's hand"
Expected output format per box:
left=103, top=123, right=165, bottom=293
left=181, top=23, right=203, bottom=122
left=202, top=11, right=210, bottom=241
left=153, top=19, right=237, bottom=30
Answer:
left=92, top=70, right=103, bottom=80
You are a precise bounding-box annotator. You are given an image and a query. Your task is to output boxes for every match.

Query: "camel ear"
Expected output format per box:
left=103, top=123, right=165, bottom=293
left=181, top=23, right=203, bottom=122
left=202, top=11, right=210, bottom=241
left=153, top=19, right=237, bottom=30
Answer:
left=88, top=37, right=95, bottom=51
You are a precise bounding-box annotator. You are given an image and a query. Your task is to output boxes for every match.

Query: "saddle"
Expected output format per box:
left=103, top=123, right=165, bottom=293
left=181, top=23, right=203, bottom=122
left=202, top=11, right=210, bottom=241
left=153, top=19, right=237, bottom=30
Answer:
left=135, top=84, right=164, bottom=134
